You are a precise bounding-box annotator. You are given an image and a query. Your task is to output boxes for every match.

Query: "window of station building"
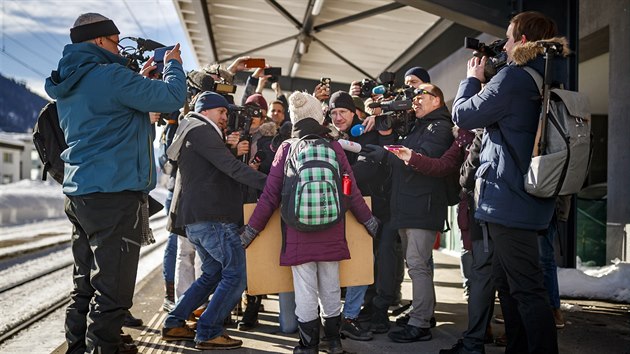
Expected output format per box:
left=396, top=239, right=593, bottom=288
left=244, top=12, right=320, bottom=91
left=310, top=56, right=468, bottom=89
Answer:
left=3, top=152, right=14, bottom=163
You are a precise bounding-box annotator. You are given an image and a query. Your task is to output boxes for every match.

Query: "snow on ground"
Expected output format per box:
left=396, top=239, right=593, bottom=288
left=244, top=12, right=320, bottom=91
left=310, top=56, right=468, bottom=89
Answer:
left=558, top=257, right=630, bottom=302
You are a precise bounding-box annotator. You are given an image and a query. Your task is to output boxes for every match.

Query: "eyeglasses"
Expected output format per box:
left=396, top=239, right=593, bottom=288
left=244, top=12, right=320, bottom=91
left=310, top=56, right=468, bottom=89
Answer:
left=415, top=89, right=436, bottom=97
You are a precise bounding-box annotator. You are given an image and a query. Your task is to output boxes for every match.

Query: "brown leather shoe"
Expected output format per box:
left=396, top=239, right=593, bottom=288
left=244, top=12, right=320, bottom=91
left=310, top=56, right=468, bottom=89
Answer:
left=195, top=334, right=243, bottom=350
left=161, top=325, right=196, bottom=342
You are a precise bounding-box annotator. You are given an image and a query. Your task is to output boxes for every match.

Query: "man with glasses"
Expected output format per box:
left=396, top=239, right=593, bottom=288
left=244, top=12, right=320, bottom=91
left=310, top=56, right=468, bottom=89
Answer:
left=363, top=83, right=454, bottom=343
left=45, top=13, right=186, bottom=354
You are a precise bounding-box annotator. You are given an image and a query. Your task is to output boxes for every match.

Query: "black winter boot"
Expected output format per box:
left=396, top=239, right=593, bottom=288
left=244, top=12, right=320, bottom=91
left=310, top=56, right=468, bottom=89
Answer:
left=320, top=315, right=343, bottom=354
left=238, top=294, right=262, bottom=331
left=294, top=318, right=320, bottom=354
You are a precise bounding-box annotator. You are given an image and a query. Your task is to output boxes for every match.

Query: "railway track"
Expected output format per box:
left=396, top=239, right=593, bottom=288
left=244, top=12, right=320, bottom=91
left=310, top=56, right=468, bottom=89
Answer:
left=0, top=216, right=169, bottom=344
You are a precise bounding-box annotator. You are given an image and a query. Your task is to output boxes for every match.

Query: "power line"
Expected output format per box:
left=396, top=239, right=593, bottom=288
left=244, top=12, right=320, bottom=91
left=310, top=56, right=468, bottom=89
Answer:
left=122, top=0, right=148, bottom=38
left=9, top=0, right=65, bottom=48
left=3, top=8, right=60, bottom=56
left=0, top=49, right=47, bottom=77
left=4, top=33, right=58, bottom=68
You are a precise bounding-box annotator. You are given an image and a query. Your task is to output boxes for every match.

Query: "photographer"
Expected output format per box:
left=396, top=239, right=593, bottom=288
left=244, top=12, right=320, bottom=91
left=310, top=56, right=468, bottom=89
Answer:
left=362, top=83, right=454, bottom=343
left=45, top=13, right=186, bottom=354
left=452, top=11, right=564, bottom=354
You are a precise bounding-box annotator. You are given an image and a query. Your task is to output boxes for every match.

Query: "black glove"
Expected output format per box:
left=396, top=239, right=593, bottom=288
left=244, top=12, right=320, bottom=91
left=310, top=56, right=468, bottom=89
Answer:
left=363, top=215, right=380, bottom=238
left=361, top=144, right=388, bottom=163
left=239, top=224, right=259, bottom=249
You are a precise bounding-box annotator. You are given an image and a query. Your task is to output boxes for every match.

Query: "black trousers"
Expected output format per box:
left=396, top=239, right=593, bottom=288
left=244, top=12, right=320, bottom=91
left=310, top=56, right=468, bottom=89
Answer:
left=372, top=221, right=403, bottom=309
left=64, top=192, right=143, bottom=354
left=462, top=212, right=495, bottom=353
left=488, top=222, right=558, bottom=354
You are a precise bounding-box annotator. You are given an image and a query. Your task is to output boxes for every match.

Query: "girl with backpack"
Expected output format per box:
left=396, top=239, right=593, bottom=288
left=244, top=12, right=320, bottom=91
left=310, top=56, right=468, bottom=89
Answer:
left=239, top=91, right=379, bottom=354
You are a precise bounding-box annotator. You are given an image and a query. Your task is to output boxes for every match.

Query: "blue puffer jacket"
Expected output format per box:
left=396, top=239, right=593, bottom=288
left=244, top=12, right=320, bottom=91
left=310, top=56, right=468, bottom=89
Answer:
left=452, top=41, right=567, bottom=231
left=44, top=43, right=186, bottom=195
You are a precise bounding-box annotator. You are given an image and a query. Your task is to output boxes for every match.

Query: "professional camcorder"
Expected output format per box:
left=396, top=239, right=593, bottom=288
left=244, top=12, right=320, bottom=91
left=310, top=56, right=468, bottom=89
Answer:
left=464, top=37, right=508, bottom=81
left=227, top=105, right=262, bottom=141
left=368, top=88, right=415, bottom=137
left=118, top=37, right=165, bottom=73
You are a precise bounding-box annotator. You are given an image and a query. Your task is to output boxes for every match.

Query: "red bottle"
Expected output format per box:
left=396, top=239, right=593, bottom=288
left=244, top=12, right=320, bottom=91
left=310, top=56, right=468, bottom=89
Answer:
left=342, top=173, right=351, bottom=196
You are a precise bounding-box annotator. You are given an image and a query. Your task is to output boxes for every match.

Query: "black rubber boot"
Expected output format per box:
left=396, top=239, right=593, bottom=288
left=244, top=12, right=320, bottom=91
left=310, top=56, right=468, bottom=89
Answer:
left=293, top=318, right=320, bottom=354
left=320, top=315, right=343, bottom=354
left=238, top=294, right=262, bottom=331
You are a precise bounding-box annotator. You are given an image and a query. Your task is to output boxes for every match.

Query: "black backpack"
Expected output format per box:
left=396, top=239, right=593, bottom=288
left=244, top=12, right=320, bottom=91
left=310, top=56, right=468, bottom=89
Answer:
left=33, top=101, right=67, bottom=184
left=280, top=135, right=345, bottom=232
left=444, top=171, right=461, bottom=206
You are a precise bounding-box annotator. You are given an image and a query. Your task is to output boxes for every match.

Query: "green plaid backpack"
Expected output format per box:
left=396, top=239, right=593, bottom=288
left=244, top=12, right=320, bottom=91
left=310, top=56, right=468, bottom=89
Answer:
left=281, top=135, right=345, bottom=231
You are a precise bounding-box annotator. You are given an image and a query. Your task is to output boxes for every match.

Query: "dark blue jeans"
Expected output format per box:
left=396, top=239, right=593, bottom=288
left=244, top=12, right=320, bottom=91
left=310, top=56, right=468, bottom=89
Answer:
left=162, top=191, right=177, bottom=282
left=164, top=221, right=247, bottom=342
left=538, top=218, right=561, bottom=309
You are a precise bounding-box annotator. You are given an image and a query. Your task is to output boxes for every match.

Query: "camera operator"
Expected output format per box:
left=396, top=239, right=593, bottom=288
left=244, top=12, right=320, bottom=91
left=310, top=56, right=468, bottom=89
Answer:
left=362, top=83, right=453, bottom=343
left=451, top=11, right=564, bottom=354
left=45, top=13, right=186, bottom=354
left=162, top=91, right=266, bottom=350
left=326, top=91, right=396, bottom=341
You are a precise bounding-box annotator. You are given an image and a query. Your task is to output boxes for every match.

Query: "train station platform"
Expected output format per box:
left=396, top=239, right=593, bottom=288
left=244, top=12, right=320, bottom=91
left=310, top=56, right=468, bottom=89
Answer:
left=53, top=250, right=629, bottom=353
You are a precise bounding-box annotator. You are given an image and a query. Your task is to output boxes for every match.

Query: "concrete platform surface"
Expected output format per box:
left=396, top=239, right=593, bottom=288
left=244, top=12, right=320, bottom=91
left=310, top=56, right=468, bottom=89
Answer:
left=54, top=251, right=630, bottom=353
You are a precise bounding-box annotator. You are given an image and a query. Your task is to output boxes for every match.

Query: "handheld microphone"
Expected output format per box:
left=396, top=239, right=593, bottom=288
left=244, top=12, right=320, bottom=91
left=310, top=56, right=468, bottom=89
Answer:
left=350, top=124, right=365, bottom=137
left=372, top=85, right=387, bottom=95
left=252, top=151, right=265, bottom=164
left=337, top=139, right=362, bottom=153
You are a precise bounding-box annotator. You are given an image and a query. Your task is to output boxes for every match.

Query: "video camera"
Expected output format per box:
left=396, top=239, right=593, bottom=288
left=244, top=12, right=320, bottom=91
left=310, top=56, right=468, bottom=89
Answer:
left=367, top=85, right=416, bottom=137
left=118, top=37, right=165, bottom=73
left=464, top=37, right=508, bottom=81
left=227, top=104, right=263, bottom=142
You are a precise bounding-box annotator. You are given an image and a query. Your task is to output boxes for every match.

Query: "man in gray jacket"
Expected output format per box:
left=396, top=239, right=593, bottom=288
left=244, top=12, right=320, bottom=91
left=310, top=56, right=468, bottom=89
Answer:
left=161, top=91, right=266, bottom=350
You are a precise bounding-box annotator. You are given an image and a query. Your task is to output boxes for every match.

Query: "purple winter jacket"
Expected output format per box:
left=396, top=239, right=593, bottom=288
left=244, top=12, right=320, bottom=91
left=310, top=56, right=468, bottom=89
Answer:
left=247, top=140, right=373, bottom=266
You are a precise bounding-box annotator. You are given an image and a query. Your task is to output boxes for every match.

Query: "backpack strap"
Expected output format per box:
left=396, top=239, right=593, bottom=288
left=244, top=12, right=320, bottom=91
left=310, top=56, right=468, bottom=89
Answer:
left=522, top=66, right=543, bottom=96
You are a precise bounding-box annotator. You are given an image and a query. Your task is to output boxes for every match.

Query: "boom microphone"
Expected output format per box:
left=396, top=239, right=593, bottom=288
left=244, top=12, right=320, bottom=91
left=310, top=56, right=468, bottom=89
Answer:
left=130, top=37, right=166, bottom=51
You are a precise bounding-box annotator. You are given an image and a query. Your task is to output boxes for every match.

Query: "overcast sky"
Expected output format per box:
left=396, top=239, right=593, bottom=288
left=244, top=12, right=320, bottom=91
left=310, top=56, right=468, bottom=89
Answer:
left=0, top=0, right=196, bottom=98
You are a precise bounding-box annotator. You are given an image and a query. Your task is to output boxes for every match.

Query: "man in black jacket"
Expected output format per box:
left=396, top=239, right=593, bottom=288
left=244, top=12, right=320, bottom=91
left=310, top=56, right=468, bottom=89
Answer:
left=328, top=91, right=396, bottom=341
left=161, top=91, right=267, bottom=350
left=364, top=83, right=454, bottom=343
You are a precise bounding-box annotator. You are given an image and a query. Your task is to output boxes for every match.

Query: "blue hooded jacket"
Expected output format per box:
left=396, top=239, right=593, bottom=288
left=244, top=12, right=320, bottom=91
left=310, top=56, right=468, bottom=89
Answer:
left=44, top=43, right=186, bottom=195
left=452, top=38, right=568, bottom=230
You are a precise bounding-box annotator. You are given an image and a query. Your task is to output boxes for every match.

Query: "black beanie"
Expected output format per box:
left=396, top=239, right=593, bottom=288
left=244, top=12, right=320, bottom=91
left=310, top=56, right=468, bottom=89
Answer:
left=329, top=91, right=356, bottom=112
left=70, top=19, right=120, bottom=43
left=404, top=67, right=431, bottom=83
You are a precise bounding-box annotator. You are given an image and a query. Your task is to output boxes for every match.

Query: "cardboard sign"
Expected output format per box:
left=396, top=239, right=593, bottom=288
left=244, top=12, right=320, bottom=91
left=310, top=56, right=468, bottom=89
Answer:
left=243, top=198, right=373, bottom=295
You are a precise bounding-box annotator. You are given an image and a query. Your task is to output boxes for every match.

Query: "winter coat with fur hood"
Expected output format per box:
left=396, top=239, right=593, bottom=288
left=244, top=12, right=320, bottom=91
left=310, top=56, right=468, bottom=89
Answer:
left=452, top=37, right=569, bottom=230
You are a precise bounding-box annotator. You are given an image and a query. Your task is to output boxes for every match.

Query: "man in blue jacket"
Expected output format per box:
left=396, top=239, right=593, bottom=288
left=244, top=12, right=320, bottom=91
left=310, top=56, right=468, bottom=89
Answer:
left=44, top=13, right=186, bottom=354
left=451, top=11, right=562, bottom=354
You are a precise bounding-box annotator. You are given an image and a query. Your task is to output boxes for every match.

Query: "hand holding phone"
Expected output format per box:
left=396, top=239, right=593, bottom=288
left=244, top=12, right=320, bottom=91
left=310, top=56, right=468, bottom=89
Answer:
left=244, top=58, right=266, bottom=68
left=384, top=145, right=404, bottom=151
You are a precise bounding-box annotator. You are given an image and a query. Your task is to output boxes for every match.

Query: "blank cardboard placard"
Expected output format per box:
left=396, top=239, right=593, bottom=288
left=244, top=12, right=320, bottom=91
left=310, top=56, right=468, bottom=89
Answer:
left=244, top=198, right=373, bottom=295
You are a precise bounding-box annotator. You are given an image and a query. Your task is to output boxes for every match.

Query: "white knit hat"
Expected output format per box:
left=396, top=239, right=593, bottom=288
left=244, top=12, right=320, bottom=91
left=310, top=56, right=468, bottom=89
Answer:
left=288, top=91, right=324, bottom=125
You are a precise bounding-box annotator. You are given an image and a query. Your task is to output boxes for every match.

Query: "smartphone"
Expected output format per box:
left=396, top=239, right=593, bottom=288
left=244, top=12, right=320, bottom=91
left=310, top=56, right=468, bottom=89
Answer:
left=153, top=45, right=175, bottom=75
left=320, top=77, right=331, bottom=86
left=264, top=67, right=282, bottom=76
left=243, top=58, right=266, bottom=68
left=384, top=145, right=405, bottom=151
